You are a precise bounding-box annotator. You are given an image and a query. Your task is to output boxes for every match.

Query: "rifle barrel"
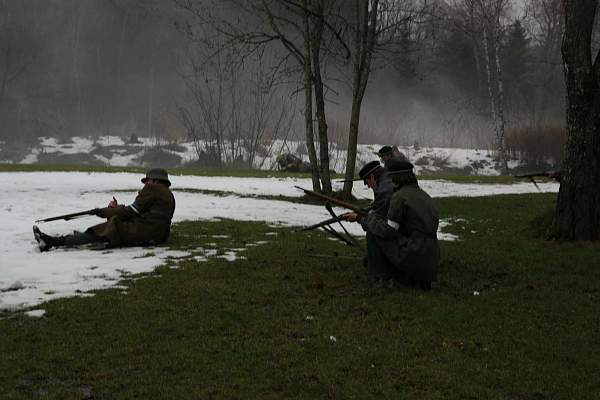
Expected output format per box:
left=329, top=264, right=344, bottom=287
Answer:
left=35, top=209, right=96, bottom=223
left=514, top=172, right=550, bottom=179
left=300, top=216, right=341, bottom=231
left=294, top=186, right=366, bottom=215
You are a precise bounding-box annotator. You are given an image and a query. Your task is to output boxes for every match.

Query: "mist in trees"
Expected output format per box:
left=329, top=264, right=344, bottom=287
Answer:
left=0, top=0, right=567, bottom=165
left=0, top=0, right=183, bottom=143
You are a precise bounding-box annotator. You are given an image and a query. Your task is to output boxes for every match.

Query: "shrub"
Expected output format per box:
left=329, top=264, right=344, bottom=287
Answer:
left=57, top=137, right=74, bottom=145
left=431, top=154, right=450, bottom=169
left=0, top=142, right=33, bottom=162
left=162, top=143, right=187, bottom=153
left=90, top=144, right=113, bottom=159
left=414, top=156, right=430, bottom=166
left=183, top=148, right=222, bottom=168
left=134, top=147, right=182, bottom=168
left=36, top=152, right=106, bottom=166
left=505, top=126, right=565, bottom=169
left=295, top=143, right=307, bottom=155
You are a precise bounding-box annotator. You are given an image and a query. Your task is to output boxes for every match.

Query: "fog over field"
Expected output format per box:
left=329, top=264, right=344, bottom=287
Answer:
left=0, top=0, right=569, bottom=154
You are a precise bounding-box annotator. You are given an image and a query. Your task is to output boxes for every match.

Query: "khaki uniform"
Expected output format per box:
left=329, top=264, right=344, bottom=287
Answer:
left=365, top=183, right=440, bottom=282
left=91, top=183, right=176, bottom=246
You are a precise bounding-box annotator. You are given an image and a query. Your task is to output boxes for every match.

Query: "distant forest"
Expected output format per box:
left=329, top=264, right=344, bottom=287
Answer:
left=0, top=0, right=570, bottom=149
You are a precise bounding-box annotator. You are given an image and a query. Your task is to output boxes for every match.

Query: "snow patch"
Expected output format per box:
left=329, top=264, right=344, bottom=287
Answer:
left=0, top=171, right=557, bottom=310
left=0, top=135, right=547, bottom=175
left=24, top=309, right=46, bottom=318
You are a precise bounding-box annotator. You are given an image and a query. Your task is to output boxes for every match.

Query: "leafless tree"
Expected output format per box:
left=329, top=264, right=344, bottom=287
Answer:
left=177, top=24, right=298, bottom=169
left=337, top=0, right=439, bottom=198
left=174, top=0, right=346, bottom=192
left=524, top=0, right=563, bottom=126
left=455, top=0, right=510, bottom=173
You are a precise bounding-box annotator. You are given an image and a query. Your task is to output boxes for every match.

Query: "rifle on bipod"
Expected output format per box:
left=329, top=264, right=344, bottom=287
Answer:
left=514, top=171, right=560, bottom=180
left=324, top=203, right=362, bottom=247
left=514, top=171, right=561, bottom=192
left=294, top=186, right=367, bottom=217
left=35, top=209, right=98, bottom=223
left=298, top=215, right=357, bottom=246
left=295, top=186, right=364, bottom=248
left=299, top=216, right=342, bottom=231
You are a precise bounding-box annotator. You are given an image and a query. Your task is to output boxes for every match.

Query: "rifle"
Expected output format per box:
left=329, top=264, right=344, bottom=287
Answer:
left=298, top=215, right=358, bottom=246
left=335, top=168, right=413, bottom=183
left=514, top=171, right=561, bottom=192
left=294, top=186, right=367, bottom=217
left=295, top=187, right=365, bottom=248
left=336, top=178, right=363, bottom=183
left=299, top=216, right=342, bottom=231
left=514, top=171, right=560, bottom=180
left=515, top=171, right=560, bottom=192
left=324, top=203, right=361, bottom=247
left=35, top=209, right=98, bottom=223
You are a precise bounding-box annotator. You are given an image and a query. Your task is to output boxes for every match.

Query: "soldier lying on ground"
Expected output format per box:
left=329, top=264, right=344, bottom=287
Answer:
left=276, top=153, right=312, bottom=173
left=342, top=159, right=440, bottom=290
left=33, top=168, right=176, bottom=252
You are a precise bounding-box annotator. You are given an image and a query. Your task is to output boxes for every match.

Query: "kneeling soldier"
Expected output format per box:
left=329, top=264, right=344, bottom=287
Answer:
left=33, top=168, right=176, bottom=252
left=344, top=159, right=439, bottom=289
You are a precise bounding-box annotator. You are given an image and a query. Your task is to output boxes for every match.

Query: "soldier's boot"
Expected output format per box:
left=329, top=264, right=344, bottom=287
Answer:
left=33, top=225, right=65, bottom=252
left=62, top=230, right=107, bottom=247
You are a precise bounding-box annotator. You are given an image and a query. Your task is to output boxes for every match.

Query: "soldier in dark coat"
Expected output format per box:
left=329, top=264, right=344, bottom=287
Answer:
left=358, top=160, right=394, bottom=218
left=344, top=160, right=439, bottom=289
left=33, top=168, right=176, bottom=252
left=375, top=145, right=409, bottom=168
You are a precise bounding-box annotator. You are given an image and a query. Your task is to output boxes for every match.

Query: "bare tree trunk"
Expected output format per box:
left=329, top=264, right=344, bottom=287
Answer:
left=481, top=14, right=508, bottom=173
left=528, top=0, right=563, bottom=126
left=342, top=0, right=378, bottom=200
left=303, top=0, right=321, bottom=192
left=481, top=22, right=497, bottom=133
left=148, top=65, right=154, bottom=140
left=493, top=22, right=509, bottom=174
left=556, top=0, right=600, bottom=240
left=469, top=3, right=483, bottom=93
left=309, top=0, right=332, bottom=194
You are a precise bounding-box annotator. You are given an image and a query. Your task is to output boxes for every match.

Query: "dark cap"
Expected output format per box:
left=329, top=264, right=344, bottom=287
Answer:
left=386, top=159, right=414, bottom=174
left=359, top=160, right=382, bottom=181
left=141, top=168, right=171, bottom=187
left=374, top=145, right=394, bottom=157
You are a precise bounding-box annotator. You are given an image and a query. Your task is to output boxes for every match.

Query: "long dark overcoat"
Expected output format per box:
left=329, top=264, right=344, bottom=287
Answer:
left=366, top=183, right=440, bottom=282
left=91, top=183, right=176, bottom=246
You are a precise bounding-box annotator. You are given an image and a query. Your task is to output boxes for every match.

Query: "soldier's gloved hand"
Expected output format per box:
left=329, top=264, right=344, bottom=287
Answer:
left=341, top=212, right=359, bottom=222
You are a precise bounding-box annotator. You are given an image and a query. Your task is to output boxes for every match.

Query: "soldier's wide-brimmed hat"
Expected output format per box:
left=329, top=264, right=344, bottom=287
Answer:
left=358, top=160, right=382, bottom=181
left=374, top=145, right=394, bottom=157
left=142, top=168, right=171, bottom=187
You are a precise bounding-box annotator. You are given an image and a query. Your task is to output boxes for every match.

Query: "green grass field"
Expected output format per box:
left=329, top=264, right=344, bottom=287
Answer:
left=1, top=191, right=598, bottom=399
